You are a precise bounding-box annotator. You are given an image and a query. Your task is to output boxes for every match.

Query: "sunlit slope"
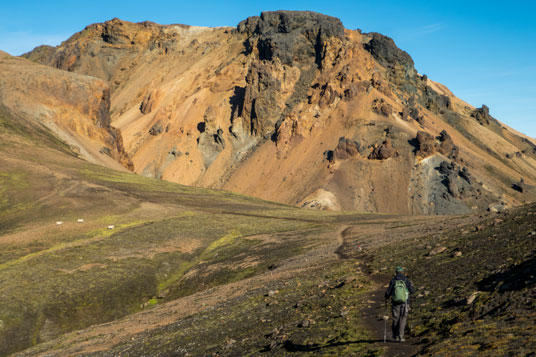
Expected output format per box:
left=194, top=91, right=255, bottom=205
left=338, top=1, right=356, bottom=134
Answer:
left=0, top=106, right=341, bottom=355
left=23, top=12, right=536, bottom=213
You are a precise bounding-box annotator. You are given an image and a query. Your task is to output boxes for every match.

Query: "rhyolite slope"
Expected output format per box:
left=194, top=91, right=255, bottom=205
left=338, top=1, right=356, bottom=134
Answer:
left=22, top=11, right=536, bottom=213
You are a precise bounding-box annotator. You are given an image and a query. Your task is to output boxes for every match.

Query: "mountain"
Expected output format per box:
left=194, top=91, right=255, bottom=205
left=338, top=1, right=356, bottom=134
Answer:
left=21, top=11, right=536, bottom=214
left=0, top=51, right=131, bottom=170
left=0, top=11, right=535, bottom=356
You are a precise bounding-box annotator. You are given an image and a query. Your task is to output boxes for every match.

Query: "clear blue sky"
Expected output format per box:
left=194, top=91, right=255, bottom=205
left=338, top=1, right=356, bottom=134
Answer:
left=1, top=0, right=535, bottom=138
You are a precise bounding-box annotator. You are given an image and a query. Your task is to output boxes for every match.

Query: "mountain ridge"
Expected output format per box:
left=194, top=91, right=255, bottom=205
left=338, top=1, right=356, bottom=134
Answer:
left=19, top=11, right=536, bottom=213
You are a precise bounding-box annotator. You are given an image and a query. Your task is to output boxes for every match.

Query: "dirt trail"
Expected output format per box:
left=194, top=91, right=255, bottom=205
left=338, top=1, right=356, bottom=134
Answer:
left=337, top=225, right=420, bottom=357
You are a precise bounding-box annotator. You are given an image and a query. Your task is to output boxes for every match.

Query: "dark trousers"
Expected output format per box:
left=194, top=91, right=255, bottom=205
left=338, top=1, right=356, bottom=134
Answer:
left=392, top=303, right=408, bottom=339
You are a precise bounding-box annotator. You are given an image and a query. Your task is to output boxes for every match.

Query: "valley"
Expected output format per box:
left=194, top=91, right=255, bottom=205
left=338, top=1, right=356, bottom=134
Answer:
left=0, top=10, right=534, bottom=356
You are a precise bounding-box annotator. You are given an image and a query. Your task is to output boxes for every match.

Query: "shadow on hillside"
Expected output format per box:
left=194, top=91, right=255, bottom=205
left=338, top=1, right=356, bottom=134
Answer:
left=276, top=338, right=385, bottom=352
left=477, top=255, right=536, bottom=292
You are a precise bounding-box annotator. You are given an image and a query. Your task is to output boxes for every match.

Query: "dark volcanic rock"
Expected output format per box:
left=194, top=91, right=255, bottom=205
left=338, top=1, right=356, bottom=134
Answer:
left=333, top=137, right=361, bottom=160
left=415, top=130, right=459, bottom=160
left=400, top=106, right=410, bottom=121
left=371, top=98, right=393, bottom=117
left=368, top=139, right=398, bottom=160
left=471, top=105, right=500, bottom=127
left=238, top=11, right=344, bottom=68
left=437, top=161, right=480, bottom=200
left=512, top=179, right=528, bottom=193
left=437, top=130, right=459, bottom=160
left=423, top=86, right=451, bottom=114
left=410, top=106, right=425, bottom=125
left=416, top=131, right=436, bottom=157
left=214, top=128, right=225, bottom=149
left=364, top=33, right=414, bottom=70
left=234, top=11, right=346, bottom=138
left=238, top=62, right=282, bottom=136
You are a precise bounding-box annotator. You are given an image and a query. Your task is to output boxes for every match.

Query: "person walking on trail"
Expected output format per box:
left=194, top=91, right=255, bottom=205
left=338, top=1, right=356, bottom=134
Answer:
left=384, top=266, right=416, bottom=342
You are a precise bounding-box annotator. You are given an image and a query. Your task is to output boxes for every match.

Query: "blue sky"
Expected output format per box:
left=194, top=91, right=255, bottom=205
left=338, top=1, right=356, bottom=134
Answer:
left=1, top=0, right=535, bottom=138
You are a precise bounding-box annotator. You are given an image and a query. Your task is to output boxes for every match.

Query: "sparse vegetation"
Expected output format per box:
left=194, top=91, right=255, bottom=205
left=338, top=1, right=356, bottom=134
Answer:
left=364, top=204, right=536, bottom=355
left=1, top=11, right=536, bottom=356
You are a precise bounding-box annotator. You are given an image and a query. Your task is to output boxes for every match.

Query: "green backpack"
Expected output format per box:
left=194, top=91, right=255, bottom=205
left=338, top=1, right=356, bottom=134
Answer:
left=393, top=279, right=408, bottom=303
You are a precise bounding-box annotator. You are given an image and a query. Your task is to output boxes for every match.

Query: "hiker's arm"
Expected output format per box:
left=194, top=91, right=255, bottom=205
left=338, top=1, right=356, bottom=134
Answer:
left=406, top=279, right=416, bottom=294
left=384, top=279, right=393, bottom=299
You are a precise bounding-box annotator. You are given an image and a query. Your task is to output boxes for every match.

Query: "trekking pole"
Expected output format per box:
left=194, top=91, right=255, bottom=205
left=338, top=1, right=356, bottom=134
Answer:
left=383, top=300, right=388, bottom=343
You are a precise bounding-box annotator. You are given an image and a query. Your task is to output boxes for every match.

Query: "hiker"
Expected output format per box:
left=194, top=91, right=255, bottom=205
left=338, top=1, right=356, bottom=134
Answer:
left=384, top=266, right=416, bottom=342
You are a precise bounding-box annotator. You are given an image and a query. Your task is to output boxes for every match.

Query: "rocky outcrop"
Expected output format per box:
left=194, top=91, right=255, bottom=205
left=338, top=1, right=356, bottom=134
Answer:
left=371, top=98, right=393, bottom=117
left=238, top=10, right=344, bottom=68
left=368, top=139, right=398, bottom=160
left=232, top=11, right=347, bottom=139
left=422, top=85, right=451, bottom=114
left=415, top=130, right=459, bottom=160
left=235, top=62, right=282, bottom=137
left=364, top=33, right=414, bottom=70
left=471, top=105, right=500, bottom=127
left=326, top=137, right=362, bottom=162
left=437, top=161, right=478, bottom=199
left=22, top=18, right=180, bottom=82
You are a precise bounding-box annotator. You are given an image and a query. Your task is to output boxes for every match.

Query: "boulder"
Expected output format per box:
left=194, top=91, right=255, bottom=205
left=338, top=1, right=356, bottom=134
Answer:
left=437, top=130, right=459, bottom=160
left=334, top=137, right=361, bottom=160
left=409, top=106, right=425, bottom=124
left=400, top=106, right=410, bottom=121
left=428, top=246, right=447, bottom=256
left=416, top=131, right=436, bottom=157
left=371, top=98, right=393, bottom=117
left=512, top=178, right=528, bottom=193
left=368, top=139, right=398, bottom=160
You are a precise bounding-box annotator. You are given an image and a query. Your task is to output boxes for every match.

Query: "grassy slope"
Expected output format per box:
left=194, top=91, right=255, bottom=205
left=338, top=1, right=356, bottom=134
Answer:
left=93, top=259, right=380, bottom=357
left=0, top=107, right=342, bottom=355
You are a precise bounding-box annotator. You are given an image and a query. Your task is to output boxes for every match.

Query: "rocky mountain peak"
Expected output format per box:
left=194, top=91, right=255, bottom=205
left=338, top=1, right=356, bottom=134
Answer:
left=238, top=10, right=344, bottom=38
left=238, top=10, right=344, bottom=67
left=17, top=11, right=536, bottom=214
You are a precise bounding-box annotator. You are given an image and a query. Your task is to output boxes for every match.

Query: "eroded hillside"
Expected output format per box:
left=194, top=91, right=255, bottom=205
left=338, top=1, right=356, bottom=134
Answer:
left=22, top=11, right=536, bottom=214
left=0, top=51, right=131, bottom=170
